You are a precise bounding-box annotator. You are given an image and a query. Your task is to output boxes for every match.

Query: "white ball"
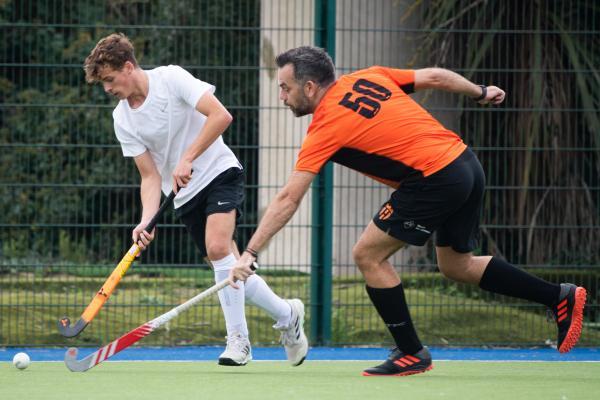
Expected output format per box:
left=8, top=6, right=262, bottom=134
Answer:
left=13, top=352, right=30, bottom=370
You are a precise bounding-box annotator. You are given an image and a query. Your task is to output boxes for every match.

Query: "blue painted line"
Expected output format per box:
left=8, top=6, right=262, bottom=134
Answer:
left=1, top=347, right=599, bottom=362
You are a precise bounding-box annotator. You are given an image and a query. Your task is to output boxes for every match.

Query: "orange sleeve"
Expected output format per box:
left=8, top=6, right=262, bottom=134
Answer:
left=295, top=125, right=341, bottom=174
left=371, top=66, right=415, bottom=94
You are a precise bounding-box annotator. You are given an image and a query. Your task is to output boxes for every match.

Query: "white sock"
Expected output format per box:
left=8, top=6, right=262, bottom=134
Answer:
left=212, top=253, right=248, bottom=337
left=245, top=274, right=292, bottom=327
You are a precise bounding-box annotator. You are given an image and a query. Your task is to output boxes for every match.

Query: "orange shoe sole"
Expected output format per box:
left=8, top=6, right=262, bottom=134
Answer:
left=362, top=364, right=433, bottom=377
left=558, top=286, right=587, bottom=353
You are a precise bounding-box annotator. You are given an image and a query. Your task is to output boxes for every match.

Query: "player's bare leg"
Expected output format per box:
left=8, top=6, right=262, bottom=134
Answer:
left=436, top=246, right=586, bottom=353
left=354, top=222, right=432, bottom=376
left=435, top=247, right=491, bottom=284
left=352, top=221, right=405, bottom=288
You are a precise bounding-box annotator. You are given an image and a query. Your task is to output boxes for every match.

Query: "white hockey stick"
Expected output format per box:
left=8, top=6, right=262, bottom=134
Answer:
left=65, top=263, right=256, bottom=372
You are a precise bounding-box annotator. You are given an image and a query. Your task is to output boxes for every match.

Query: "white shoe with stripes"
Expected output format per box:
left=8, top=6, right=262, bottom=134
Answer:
left=274, top=299, right=308, bottom=366
left=218, top=332, right=252, bottom=366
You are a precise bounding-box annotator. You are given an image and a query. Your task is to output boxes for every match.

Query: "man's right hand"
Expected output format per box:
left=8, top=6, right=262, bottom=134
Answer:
left=228, top=251, right=257, bottom=289
left=132, top=221, right=155, bottom=254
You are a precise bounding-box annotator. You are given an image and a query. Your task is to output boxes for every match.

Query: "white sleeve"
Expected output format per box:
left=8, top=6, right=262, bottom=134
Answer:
left=113, top=110, right=146, bottom=157
left=166, top=65, right=216, bottom=109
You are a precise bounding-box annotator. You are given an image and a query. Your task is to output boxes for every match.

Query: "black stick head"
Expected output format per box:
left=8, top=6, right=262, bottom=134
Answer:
left=57, top=317, right=89, bottom=338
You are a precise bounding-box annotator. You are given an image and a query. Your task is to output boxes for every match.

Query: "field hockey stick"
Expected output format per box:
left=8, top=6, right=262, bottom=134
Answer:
left=57, top=190, right=176, bottom=338
left=64, top=262, right=258, bottom=372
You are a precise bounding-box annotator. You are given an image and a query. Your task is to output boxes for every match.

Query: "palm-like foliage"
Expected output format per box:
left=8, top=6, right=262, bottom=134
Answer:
left=408, top=0, right=599, bottom=265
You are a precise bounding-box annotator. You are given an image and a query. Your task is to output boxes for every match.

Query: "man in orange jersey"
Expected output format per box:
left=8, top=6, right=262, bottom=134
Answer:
left=229, top=46, right=587, bottom=376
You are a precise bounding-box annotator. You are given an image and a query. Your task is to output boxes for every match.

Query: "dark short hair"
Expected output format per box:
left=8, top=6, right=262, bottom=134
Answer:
left=83, top=33, right=138, bottom=83
left=275, top=46, right=335, bottom=86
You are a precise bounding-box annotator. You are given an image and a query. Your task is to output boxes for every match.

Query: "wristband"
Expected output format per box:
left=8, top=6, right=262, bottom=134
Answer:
left=245, top=247, right=258, bottom=258
left=474, top=85, right=487, bottom=101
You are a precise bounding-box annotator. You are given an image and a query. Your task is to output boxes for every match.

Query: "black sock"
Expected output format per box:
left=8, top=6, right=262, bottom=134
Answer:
left=479, top=257, right=561, bottom=307
left=366, top=284, right=423, bottom=355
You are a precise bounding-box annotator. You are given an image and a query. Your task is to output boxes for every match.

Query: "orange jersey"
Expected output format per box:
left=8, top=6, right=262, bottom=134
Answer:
left=295, top=66, right=467, bottom=188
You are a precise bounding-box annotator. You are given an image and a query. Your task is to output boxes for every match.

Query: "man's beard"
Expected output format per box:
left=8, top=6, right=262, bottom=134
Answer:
left=288, top=97, right=311, bottom=117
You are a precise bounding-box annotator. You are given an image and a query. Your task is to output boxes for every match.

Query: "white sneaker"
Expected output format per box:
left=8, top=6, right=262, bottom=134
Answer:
left=274, top=299, right=308, bottom=366
left=218, top=332, right=252, bottom=366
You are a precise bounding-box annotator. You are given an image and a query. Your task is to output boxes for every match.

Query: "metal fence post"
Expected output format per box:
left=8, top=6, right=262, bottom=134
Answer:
left=310, top=0, right=336, bottom=346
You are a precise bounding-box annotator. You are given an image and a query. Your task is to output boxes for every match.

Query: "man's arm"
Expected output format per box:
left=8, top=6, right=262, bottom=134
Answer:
left=229, top=171, right=316, bottom=286
left=132, top=151, right=162, bottom=250
left=414, top=68, right=505, bottom=105
left=171, top=92, right=233, bottom=192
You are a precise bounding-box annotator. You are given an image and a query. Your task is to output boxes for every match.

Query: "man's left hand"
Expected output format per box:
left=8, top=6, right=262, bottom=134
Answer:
left=479, top=86, right=505, bottom=105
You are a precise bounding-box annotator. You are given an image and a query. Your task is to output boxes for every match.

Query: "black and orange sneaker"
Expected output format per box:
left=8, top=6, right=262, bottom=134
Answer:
left=363, top=347, right=433, bottom=377
left=550, top=283, right=587, bottom=353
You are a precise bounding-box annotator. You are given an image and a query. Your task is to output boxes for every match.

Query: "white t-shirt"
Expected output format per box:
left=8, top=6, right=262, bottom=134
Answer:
left=113, top=65, right=242, bottom=209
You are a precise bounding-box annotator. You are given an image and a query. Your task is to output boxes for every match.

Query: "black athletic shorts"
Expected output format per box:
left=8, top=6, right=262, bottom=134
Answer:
left=372, top=148, right=485, bottom=253
left=175, top=167, right=244, bottom=257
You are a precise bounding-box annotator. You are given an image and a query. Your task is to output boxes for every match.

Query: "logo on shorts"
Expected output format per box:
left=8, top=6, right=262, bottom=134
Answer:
left=378, top=203, right=393, bottom=220
left=386, top=322, right=407, bottom=328
left=217, top=201, right=230, bottom=206
left=403, top=220, right=415, bottom=229
left=416, top=224, right=431, bottom=234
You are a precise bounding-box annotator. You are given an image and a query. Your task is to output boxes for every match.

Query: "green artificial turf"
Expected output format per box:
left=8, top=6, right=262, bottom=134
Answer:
left=1, top=361, right=599, bottom=400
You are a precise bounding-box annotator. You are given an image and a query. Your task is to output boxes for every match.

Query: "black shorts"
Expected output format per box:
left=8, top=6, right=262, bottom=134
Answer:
left=176, top=167, right=244, bottom=257
left=373, top=148, right=485, bottom=253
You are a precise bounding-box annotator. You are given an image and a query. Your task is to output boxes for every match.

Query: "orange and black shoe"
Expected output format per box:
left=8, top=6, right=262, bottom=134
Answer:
left=363, top=347, right=433, bottom=377
left=551, top=283, right=587, bottom=353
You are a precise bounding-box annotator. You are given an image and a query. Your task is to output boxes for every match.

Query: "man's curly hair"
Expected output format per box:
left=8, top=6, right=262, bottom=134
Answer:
left=83, top=33, right=138, bottom=83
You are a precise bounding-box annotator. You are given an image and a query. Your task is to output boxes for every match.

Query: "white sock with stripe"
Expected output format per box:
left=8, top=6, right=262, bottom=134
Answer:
left=212, top=253, right=248, bottom=337
left=245, top=274, right=292, bottom=327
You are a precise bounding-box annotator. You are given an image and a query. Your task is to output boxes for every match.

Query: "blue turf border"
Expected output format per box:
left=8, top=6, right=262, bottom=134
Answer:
left=1, top=347, right=599, bottom=362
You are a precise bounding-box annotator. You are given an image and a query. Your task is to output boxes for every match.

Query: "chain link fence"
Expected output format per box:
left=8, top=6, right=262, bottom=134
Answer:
left=1, top=0, right=598, bottom=348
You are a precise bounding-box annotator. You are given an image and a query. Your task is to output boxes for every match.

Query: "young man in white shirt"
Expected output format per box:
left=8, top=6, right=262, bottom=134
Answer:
left=83, top=33, right=308, bottom=366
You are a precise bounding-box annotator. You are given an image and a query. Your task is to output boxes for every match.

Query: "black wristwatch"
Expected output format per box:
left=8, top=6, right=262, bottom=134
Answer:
left=474, top=85, right=487, bottom=101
